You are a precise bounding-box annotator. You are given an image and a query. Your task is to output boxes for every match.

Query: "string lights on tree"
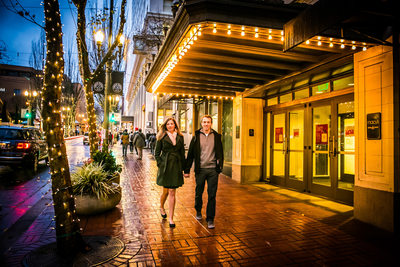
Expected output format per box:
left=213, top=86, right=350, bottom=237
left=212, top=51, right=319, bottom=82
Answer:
left=42, top=0, right=87, bottom=255
left=72, top=0, right=126, bottom=157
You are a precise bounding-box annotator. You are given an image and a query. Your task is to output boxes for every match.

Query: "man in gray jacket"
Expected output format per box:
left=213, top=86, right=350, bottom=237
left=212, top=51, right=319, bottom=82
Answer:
left=184, top=115, right=224, bottom=229
left=133, top=128, right=146, bottom=160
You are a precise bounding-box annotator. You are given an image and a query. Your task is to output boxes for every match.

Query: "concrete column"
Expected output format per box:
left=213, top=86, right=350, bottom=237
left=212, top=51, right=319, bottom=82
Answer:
left=353, top=41, right=400, bottom=232
left=232, top=96, right=264, bottom=184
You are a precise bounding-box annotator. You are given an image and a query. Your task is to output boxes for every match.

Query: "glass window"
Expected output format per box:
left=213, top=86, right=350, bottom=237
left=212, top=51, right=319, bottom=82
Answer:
left=279, top=93, right=292, bottom=104
left=312, top=105, right=331, bottom=186
left=267, top=97, right=278, bottom=106
left=13, top=89, right=21, bottom=96
left=294, top=88, right=309, bottom=100
left=333, top=76, right=354, bottom=91
left=312, top=82, right=329, bottom=95
left=0, top=129, right=25, bottom=140
left=337, top=101, right=355, bottom=191
left=157, top=109, right=164, bottom=128
left=180, top=112, right=186, bottom=132
left=222, top=100, right=233, bottom=176
left=210, top=102, right=218, bottom=126
left=165, top=109, right=173, bottom=117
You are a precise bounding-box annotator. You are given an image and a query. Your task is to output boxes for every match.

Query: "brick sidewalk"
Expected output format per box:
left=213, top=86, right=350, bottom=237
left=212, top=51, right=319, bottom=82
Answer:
left=2, top=146, right=400, bottom=266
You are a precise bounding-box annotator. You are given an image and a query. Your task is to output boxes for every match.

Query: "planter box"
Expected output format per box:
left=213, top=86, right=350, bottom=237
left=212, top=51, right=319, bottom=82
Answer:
left=75, top=187, right=121, bottom=215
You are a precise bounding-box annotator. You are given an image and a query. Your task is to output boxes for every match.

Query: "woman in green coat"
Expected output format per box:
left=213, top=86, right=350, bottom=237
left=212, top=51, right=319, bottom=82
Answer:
left=155, top=117, right=185, bottom=227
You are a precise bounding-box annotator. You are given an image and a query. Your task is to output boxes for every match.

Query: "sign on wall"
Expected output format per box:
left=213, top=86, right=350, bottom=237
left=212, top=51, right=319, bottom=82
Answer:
left=275, top=127, right=283, bottom=143
left=316, top=124, right=328, bottom=145
left=367, top=112, right=381, bottom=140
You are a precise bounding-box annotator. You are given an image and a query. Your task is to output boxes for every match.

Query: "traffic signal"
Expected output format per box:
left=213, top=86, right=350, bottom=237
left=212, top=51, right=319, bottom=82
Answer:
left=109, top=113, right=115, bottom=122
left=25, top=112, right=31, bottom=118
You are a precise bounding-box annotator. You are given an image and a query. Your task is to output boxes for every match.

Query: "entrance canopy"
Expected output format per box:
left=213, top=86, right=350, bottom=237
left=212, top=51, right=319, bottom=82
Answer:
left=144, top=0, right=390, bottom=99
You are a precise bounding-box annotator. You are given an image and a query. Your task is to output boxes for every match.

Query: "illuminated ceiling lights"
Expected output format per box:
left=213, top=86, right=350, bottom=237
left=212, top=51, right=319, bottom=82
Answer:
left=150, top=21, right=372, bottom=95
left=151, top=24, right=202, bottom=93
left=305, top=36, right=368, bottom=51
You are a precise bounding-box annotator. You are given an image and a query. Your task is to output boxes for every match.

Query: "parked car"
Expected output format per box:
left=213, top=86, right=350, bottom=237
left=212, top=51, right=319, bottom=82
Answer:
left=83, top=132, right=89, bottom=145
left=0, top=125, right=48, bottom=173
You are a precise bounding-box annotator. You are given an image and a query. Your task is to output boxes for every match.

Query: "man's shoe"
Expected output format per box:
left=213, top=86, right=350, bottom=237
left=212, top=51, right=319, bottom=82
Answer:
left=195, top=212, right=202, bottom=220
left=207, top=220, right=215, bottom=229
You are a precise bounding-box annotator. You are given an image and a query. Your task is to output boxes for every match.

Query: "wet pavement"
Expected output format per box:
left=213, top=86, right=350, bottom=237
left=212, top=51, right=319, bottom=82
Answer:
left=1, top=138, right=399, bottom=266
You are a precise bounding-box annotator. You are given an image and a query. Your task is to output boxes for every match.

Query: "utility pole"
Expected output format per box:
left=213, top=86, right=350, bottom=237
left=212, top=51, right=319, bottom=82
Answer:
left=102, top=0, right=114, bottom=151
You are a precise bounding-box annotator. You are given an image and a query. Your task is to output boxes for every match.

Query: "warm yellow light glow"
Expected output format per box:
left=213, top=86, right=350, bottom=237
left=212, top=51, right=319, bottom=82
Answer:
left=317, top=41, right=322, bottom=46
left=24, top=91, right=29, bottom=96
left=228, top=30, right=231, bottom=35
left=119, top=34, right=125, bottom=44
left=213, top=28, right=217, bottom=33
left=352, top=45, right=356, bottom=50
left=329, top=43, right=333, bottom=47
left=255, top=33, right=259, bottom=38
left=306, top=40, right=310, bottom=44
left=340, top=44, right=345, bottom=48
left=94, top=30, right=104, bottom=43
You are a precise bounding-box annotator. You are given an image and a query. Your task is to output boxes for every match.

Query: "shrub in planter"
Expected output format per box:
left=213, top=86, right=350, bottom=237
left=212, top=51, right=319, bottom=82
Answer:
left=71, top=162, right=121, bottom=215
left=92, top=150, right=122, bottom=175
left=71, top=162, right=119, bottom=199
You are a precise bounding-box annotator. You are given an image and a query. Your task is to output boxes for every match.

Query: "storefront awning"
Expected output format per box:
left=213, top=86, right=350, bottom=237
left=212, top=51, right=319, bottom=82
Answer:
left=144, top=0, right=381, bottom=99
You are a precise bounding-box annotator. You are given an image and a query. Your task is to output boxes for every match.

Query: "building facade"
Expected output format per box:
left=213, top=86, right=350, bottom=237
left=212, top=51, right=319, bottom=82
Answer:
left=124, top=0, right=173, bottom=133
left=143, top=0, right=398, bottom=232
left=0, top=64, right=41, bottom=124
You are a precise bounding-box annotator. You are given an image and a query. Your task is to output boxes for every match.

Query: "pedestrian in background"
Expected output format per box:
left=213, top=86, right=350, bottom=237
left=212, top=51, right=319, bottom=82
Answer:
left=121, top=129, right=129, bottom=156
left=184, top=115, right=223, bottom=229
left=155, top=118, right=185, bottom=228
left=150, top=133, right=156, bottom=155
left=133, top=129, right=146, bottom=160
left=129, top=131, right=134, bottom=153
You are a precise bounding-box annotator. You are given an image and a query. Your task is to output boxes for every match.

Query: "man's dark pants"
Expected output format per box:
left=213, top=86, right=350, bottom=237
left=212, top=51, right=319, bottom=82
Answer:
left=195, top=168, right=219, bottom=222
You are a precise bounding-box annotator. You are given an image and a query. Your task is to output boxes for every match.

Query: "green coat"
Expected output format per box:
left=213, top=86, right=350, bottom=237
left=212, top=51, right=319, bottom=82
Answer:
left=155, top=133, right=185, bottom=188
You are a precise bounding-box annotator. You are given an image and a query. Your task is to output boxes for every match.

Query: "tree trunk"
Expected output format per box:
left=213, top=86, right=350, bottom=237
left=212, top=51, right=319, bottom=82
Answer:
left=74, top=0, right=99, bottom=156
left=42, top=0, right=85, bottom=256
left=73, top=0, right=126, bottom=157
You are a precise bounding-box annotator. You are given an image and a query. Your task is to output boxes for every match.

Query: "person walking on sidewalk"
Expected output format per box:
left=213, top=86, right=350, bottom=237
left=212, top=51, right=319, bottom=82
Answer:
left=121, top=129, right=129, bottom=156
left=155, top=118, right=185, bottom=228
left=184, top=115, right=223, bottom=229
left=129, top=131, right=135, bottom=153
left=133, top=128, right=146, bottom=160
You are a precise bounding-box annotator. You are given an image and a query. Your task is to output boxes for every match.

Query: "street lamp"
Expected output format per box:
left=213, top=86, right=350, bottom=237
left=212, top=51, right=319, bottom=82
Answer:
left=93, top=9, right=125, bottom=151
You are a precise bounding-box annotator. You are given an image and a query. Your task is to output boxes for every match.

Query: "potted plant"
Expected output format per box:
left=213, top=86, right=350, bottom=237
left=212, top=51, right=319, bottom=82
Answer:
left=71, top=162, right=121, bottom=215
left=92, top=151, right=122, bottom=183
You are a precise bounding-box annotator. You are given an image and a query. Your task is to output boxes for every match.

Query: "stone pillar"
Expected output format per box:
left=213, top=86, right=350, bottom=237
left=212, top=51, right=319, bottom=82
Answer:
left=354, top=42, right=400, bottom=232
left=232, top=96, right=264, bottom=183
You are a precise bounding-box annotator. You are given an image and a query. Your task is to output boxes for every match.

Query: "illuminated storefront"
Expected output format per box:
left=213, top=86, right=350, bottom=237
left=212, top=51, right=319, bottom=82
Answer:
left=145, top=0, right=398, bottom=232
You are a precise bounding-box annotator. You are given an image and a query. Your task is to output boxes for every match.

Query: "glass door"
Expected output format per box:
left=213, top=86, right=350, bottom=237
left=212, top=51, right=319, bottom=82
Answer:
left=271, top=113, right=286, bottom=185
left=310, top=103, right=333, bottom=197
left=287, top=109, right=305, bottom=190
left=270, top=109, right=305, bottom=190
left=335, top=100, right=355, bottom=203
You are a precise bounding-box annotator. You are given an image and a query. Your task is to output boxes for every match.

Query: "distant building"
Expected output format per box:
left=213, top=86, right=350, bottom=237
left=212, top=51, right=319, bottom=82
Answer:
left=0, top=64, right=42, bottom=124
left=124, top=0, right=173, bottom=133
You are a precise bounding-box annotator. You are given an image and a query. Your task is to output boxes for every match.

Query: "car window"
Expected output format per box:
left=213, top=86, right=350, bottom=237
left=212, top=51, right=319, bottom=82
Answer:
left=0, top=129, right=26, bottom=140
left=34, top=129, right=43, bottom=139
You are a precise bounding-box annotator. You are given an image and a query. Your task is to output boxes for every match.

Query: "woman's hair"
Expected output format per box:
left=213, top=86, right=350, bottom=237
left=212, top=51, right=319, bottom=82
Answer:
left=156, top=117, right=183, bottom=140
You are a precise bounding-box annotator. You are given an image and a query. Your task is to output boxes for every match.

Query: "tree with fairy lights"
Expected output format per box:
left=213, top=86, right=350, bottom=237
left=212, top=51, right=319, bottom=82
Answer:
left=72, top=0, right=126, bottom=157
left=42, top=0, right=88, bottom=256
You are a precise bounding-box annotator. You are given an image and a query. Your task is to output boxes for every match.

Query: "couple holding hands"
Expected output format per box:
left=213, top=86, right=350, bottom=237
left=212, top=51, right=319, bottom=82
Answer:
left=154, top=115, right=223, bottom=229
